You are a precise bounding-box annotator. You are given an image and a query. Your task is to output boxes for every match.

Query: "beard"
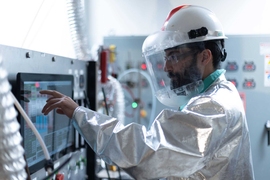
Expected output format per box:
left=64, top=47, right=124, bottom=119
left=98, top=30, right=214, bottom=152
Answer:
left=168, top=57, right=202, bottom=90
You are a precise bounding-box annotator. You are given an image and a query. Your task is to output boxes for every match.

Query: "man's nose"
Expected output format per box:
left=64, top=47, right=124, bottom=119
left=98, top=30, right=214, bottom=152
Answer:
left=164, top=60, right=172, bottom=72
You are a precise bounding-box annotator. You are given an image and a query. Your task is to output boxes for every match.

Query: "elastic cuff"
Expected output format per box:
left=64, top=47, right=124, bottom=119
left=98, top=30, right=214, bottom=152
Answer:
left=72, top=106, right=82, bottom=119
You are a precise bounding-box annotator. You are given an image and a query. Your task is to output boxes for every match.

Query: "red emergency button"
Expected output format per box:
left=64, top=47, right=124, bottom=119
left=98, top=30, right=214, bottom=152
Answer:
left=225, top=62, right=238, bottom=71
left=243, top=61, right=256, bottom=71
left=243, top=79, right=256, bottom=88
left=141, top=63, right=147, bottom=70
left=55, top=173, right=64, bottom=180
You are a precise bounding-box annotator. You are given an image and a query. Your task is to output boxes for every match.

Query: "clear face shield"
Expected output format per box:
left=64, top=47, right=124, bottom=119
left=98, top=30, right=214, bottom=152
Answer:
left=142, top=31, right=204, bottom=108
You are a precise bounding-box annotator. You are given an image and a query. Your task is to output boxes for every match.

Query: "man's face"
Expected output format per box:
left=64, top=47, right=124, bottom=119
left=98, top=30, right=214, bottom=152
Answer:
left=164, top=47, right=202, bottom=90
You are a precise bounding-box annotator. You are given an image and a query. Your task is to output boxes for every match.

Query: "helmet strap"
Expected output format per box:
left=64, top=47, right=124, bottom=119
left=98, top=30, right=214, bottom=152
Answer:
left=212, top=40, right=227, bottom=62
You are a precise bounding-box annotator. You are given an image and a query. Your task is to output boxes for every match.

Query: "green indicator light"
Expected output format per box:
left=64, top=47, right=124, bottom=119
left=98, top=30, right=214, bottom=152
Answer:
left=132, top=102, right=138, bottom=108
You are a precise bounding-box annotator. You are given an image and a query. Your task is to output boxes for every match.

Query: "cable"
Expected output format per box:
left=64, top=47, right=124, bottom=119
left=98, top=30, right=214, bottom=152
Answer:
left=12, top=91, right=76, bottom=179
left=101, top=87, right=111, bottom=180
left=11, top=92, right=50, bottom=160
left=21, top=0, right=46, bottom=48
left=83, top=90, right=91, bottom=108
left=11, top=92, right=53, bottom=174
left=27, top=1, right=57, bottom=49
left=101, top=87, right=109, bottom=115
left=41, top=153, right=73, bottom=180
left=10, top=93, right=72, bottom=180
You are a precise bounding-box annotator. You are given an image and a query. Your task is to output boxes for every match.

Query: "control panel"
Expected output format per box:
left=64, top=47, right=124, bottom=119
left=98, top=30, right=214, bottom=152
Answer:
left=0, top=44, right=90, bottom=180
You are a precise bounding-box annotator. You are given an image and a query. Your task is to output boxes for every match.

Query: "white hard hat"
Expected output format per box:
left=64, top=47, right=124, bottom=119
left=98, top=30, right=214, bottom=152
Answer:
left=142, top=5, right=227, bottom=56
left=162, top=5, right=226, bottom=40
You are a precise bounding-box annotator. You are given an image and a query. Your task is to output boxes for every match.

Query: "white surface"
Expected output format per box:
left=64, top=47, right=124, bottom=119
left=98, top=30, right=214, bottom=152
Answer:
left=0, top=0, right=270, bottom=58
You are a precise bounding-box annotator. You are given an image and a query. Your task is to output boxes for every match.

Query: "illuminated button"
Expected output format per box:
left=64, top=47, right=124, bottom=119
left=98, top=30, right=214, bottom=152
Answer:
left=132, top=102, right=138, bottom=108
left=140, top=109, right=147, bottom=118
left=132, top=98, right=140, bottom=109
left=141, top=63, right=147, bottom=70
left=225, top=62, right=238, bottom=71
left=243, top=79, right=256, bottom=88
left=243, top=61, right=256, bottom=71
left=55, top=173, right=64, bottom=180
left=109, top=165, right=118, bottom=171
left=35, top=82, right=40, bottom=88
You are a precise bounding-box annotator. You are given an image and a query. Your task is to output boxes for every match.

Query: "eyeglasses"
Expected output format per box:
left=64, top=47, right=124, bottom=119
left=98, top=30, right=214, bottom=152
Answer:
left=164, top=50, right=197, bottom=64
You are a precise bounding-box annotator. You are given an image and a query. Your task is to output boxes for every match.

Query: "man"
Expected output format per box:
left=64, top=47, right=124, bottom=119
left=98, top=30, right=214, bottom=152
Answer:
left=40, top=5, right=255, bottom=179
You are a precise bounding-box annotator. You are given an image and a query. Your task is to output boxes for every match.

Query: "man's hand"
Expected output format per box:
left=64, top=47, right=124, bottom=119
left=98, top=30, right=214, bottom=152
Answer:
left=40, top=90, right=79, bottom=119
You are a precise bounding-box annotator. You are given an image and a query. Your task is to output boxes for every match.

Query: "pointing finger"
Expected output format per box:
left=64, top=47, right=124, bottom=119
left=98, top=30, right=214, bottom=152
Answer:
left=39, top=90, right=64, bottom=98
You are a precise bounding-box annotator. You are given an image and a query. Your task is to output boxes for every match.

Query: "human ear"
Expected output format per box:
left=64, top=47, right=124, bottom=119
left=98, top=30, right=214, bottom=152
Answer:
left=201, top=49, right=212, bottom=65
